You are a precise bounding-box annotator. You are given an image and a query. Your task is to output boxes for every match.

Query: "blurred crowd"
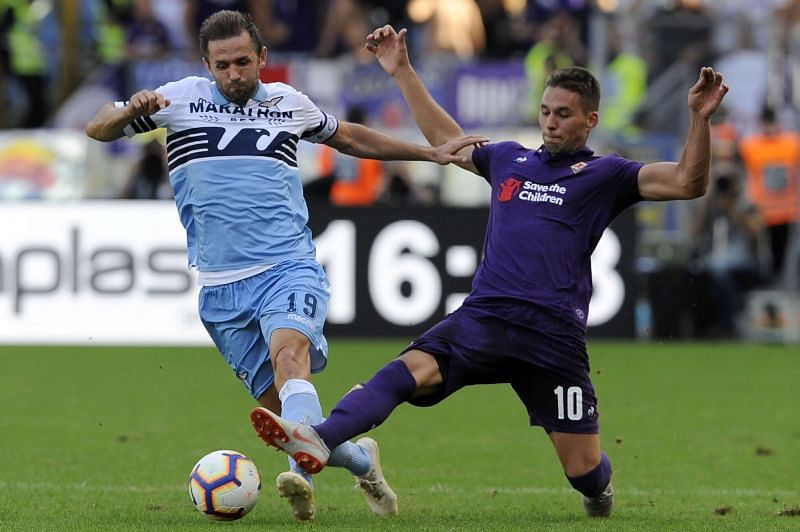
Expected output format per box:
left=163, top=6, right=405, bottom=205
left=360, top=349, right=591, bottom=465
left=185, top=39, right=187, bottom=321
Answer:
left=0, top=0, right=578, bottom=129
left=2, top=0, right=800, bottom=337
left=1, top=1, right=796, bottom=128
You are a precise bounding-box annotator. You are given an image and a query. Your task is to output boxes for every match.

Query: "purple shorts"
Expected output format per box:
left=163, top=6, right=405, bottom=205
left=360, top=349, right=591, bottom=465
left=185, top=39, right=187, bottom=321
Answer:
left=401, top=302, right=599, bottom=434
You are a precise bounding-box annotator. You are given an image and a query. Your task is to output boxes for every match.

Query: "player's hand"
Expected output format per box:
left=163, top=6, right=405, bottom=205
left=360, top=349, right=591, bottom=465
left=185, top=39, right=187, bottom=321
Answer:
left=126, top=89, right=170, bottom=119
left=688, top=67, right=729, bottom=119
left=365, top=25, right=410, bottom=77
left=430, top=135, right=489, bottom=165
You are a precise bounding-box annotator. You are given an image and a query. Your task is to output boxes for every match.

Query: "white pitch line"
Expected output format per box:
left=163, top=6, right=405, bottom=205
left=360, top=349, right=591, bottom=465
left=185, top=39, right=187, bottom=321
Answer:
left=434, top=485, right=800, bottom=498
left=0, top=481, right=183, bottom=493
left=0, top=481, right=796, bottom=499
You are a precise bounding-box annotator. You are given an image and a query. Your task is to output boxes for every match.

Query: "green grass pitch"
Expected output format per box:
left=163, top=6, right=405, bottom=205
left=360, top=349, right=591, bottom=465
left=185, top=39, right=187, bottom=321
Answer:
left=1, top=340, right=798, bottom=531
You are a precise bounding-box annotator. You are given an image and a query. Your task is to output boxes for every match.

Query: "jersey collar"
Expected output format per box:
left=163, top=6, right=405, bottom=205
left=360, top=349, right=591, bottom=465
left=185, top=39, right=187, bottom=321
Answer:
left=211, top=81, right=268, bottom=106
left=536, top=145, right=594, bottom=163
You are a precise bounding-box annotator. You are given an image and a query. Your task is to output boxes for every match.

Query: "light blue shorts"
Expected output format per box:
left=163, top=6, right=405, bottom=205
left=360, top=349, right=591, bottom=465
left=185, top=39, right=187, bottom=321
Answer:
left=199, top=258, right=330, bottom=399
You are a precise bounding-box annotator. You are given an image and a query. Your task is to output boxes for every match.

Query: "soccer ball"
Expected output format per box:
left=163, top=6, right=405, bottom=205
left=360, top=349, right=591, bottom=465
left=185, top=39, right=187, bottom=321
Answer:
left=188, top=450, right=261, bottom=521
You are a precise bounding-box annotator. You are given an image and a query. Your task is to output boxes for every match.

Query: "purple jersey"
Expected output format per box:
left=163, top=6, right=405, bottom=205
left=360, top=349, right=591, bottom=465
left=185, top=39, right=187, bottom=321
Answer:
left=467, top=141, right=643, bottom=332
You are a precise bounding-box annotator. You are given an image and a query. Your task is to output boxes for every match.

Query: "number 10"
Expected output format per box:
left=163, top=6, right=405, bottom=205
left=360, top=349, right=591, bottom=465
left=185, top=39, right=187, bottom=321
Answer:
left=554, top=385, right=583, bottom=420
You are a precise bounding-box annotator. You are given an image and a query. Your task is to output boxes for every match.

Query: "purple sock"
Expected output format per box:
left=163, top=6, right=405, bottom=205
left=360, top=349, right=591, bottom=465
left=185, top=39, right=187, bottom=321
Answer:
left=567, top=452, right=612, bottom=497
left=313, top=359, right=417, bottom=450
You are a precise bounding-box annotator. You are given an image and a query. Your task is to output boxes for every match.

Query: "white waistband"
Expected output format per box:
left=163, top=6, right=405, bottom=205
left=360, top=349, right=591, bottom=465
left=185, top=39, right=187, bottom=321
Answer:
left=198, top=263, right=274, bottom=286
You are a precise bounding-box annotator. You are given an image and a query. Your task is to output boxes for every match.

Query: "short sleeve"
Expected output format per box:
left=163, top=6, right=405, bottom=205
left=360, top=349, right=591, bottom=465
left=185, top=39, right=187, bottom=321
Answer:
left=472, top=143, right=497, bottom=182
left=607, top=154, right=644, bottom=215
left=296, top=91, right=339, bottom=144
left=115, top=78, right=189, bottom=138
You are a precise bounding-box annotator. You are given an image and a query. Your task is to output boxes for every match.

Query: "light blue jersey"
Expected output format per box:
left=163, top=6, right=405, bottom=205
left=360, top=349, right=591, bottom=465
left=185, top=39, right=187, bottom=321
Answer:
left=118, top=76, right=339, bottom=282
left=118, top=77, right=339, bottom=398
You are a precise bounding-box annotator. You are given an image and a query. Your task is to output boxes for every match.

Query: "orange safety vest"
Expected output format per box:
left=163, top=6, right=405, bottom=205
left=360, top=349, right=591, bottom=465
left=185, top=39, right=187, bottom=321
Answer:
left=738, top=131, right=800, bottom=226
left=319, top=145, right=383, bottom=206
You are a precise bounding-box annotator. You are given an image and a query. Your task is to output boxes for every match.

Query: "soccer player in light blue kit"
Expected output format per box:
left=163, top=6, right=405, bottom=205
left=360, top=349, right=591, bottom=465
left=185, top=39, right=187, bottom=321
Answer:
left=249, top=26, right=731, bottom=518
left=85, top=10, right=485, bottom=522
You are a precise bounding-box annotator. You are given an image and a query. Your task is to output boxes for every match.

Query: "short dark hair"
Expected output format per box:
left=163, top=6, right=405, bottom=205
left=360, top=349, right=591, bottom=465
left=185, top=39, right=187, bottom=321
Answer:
left=198, top=10, right=262, bottom=59
left=545, top=67, right=601, bottom=114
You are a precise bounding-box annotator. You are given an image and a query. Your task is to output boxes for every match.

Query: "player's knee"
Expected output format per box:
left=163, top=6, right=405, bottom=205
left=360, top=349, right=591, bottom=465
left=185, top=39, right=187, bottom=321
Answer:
left=551, top=432, right=601, bottom=477
left=563, top=452, right=601, bottom=478
left=272, top=342, right=311, bottom=378
left=398, top=350, right=442, bottom=388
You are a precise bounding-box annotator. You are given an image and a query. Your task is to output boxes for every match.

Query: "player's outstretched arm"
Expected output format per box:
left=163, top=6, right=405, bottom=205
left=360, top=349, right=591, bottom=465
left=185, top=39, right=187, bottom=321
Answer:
left=85, top=89, right=170, bottom=142
left=365, top=25, right=481, bottom=174
left=327, top=121, right=487, bottom=165
left=638, top=67, right=729, bottom=201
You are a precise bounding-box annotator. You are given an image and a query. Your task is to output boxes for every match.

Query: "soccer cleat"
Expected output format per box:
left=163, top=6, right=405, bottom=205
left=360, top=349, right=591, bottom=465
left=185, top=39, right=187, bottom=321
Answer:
left=276, top=471, right=315, bottom=521
left=250, top=407, right=331, bottom=474
left=583, top=482, right=614, bottom=517
left=354, top=437, right=398, bottom=517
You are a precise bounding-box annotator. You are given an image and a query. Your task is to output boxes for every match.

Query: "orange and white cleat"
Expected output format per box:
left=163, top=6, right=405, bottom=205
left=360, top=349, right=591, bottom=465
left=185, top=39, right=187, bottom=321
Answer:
left=250, top=407, right=331, bottom=474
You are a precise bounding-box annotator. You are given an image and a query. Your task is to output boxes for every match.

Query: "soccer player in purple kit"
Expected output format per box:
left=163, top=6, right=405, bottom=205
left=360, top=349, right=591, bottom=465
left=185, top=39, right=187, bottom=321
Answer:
left=250, top=25, right=729, bottom=517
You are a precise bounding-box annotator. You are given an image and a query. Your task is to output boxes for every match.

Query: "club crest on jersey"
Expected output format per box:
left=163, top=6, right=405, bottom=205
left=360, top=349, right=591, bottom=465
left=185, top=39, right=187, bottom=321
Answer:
left=259, top=96, right=283, bottom=108
left=497, top=177, right=521, bottom=202
left=570, top=161, right=588, bottom=174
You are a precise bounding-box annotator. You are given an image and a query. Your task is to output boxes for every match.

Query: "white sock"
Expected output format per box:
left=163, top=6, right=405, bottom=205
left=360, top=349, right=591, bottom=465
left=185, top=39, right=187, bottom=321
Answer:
left=278, top=379, right=370, bottom=476
left=279, top=379, right=322, bottom=484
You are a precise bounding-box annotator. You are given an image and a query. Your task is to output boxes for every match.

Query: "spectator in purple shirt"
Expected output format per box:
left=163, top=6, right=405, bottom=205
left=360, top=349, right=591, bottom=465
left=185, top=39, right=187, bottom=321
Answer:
left=249, top=24, right=729, bottom=518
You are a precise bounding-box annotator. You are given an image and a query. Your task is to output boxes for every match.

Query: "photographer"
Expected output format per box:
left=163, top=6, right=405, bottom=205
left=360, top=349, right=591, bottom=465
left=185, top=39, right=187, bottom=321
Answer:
left=691, top=168, right=767, bottom=336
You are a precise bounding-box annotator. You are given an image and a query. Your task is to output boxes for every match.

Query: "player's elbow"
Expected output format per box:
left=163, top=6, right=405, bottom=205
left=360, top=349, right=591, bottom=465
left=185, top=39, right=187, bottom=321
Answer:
left=85, top=122, right=118, bottom=142
left=679, top=177, right=708, bottom=200
left=327, top=123, right=361, bottom=156
left=85, top=120, right=105, bottom=141
left=690, top=182, right=709, bottom=199
left=338, top=135, right=359, bottom=155
left=84, top=123, right=101, bottom=141
left=674, top=166, right=710, bottom=199
left=430, top=128, right=466, bottom=149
